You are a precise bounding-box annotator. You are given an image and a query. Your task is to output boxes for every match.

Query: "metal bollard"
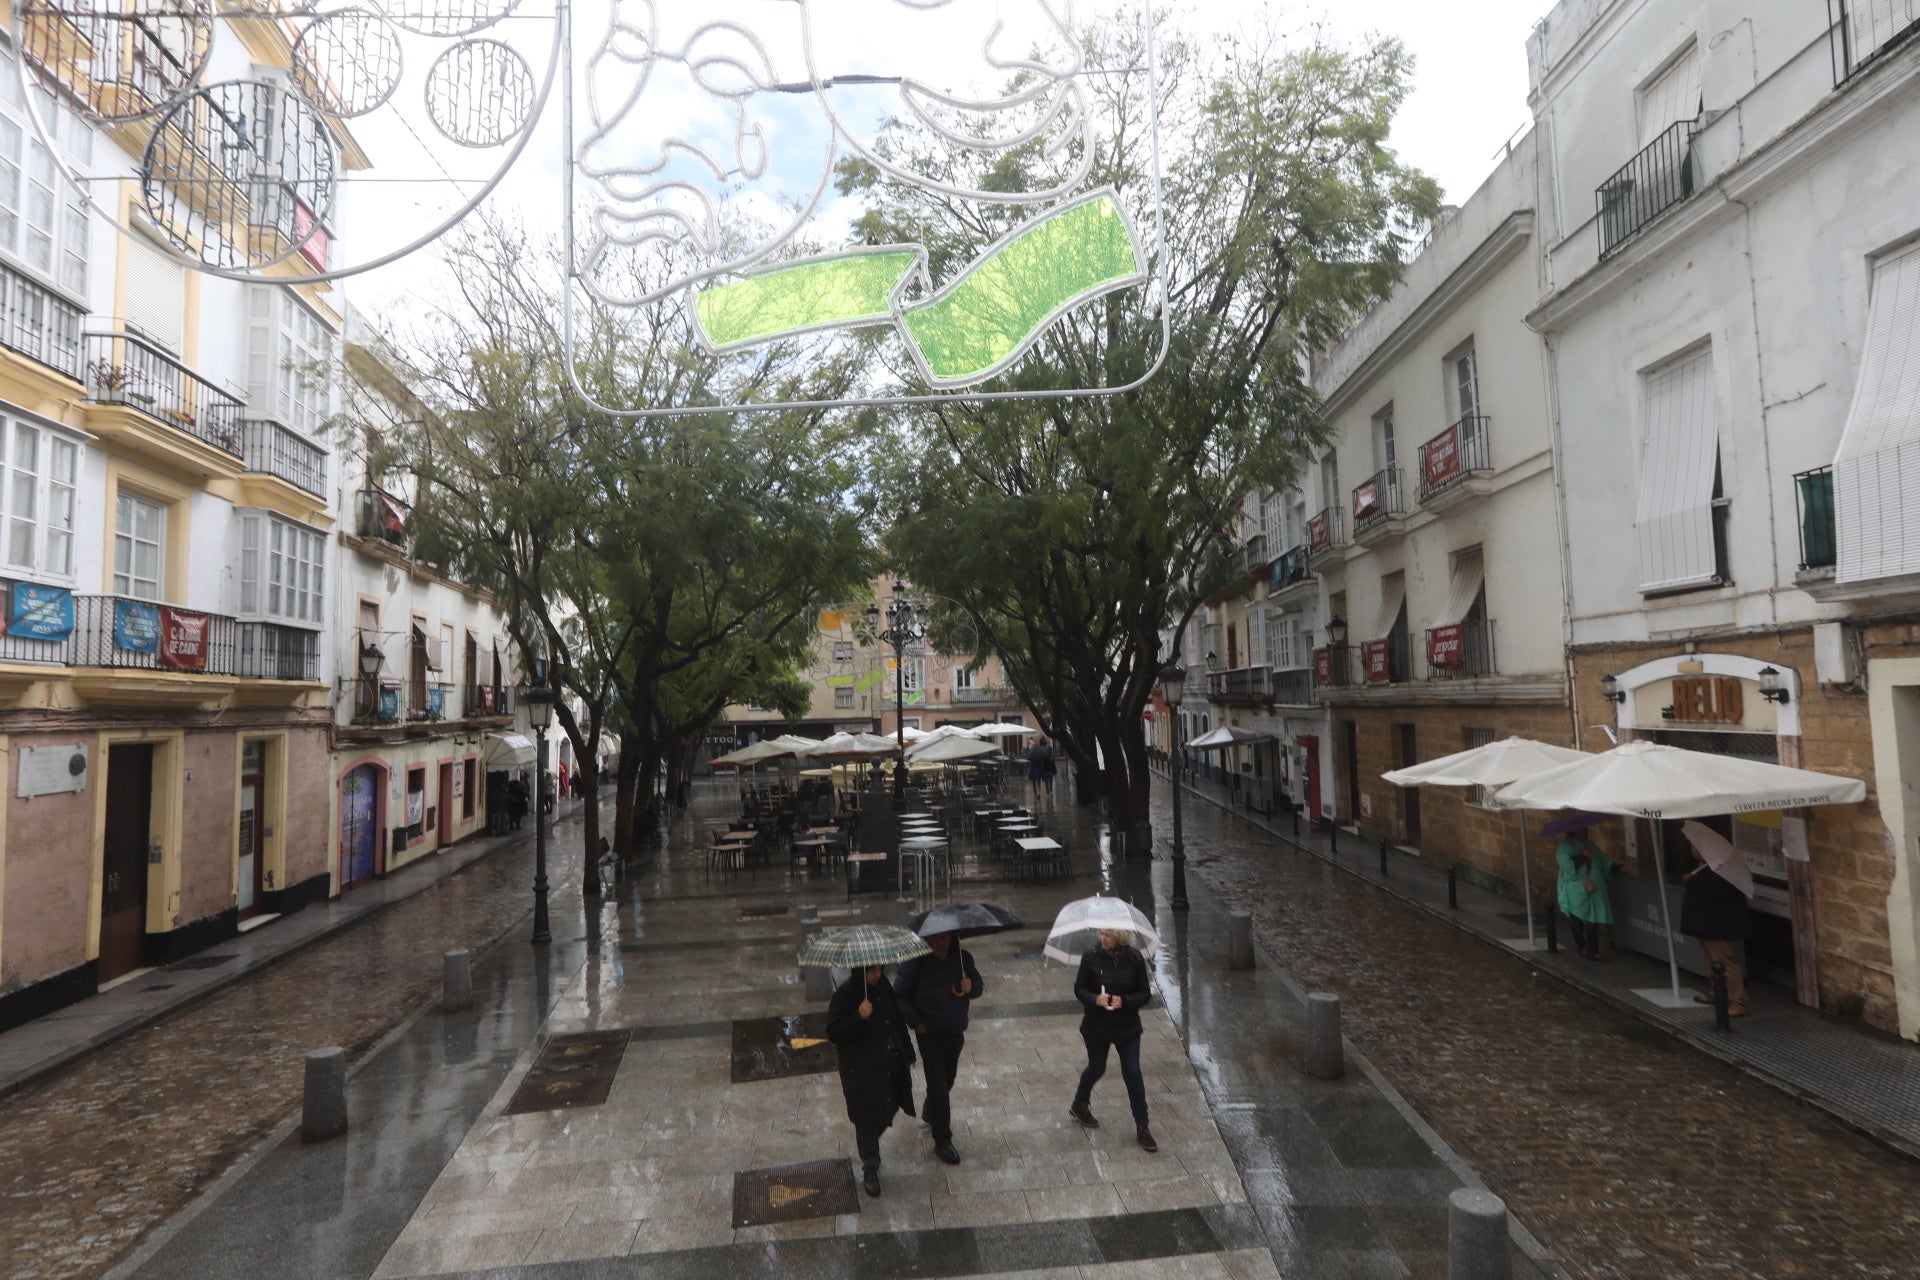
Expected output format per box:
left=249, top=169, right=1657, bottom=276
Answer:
left=442, top=949, right=473, bottom=1012
left=1711, top=962, right=1731, bottom=1032
left=1447, top=1188, right=1512, bottom=1280
left=798, top=916, right=833, bottom=1002
left=1228, top=913, right=1254, bottom=971
left=302, top=1046, right=348, bottom=1143
left=1447, top=865, right=1459, bottom=910
left=1303, top=992, right=1344, bottom=1080
left=1379, top=838, right=1391, bottom=877
left=1328, top=823, right=1338, bottom=859
left=1545, top=900, right=1558, bottom=955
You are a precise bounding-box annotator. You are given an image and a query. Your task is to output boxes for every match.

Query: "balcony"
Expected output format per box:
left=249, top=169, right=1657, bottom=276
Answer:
left=1829, top=0, right=1920, bottom=84
left=84, top=330, right=245, bottom=458
left=236, top=622, right=319, bottom=681
left=1270, top=666, right=1314, bottom=705
left=347, top=678, right=469, bottom=725
left=1313, top=644, right=1357, bottom=693
left=1351, top=468, right=1408, bottom=547
left=1361, top=632, right=1414, bottom=685
left=1208, top=666, right=1270, bottom=704
left=1239, top=533, right=1269, bottom=578
left=242, top=418, right=328, bottom=498
left=356, top=486, right=410, bottom=549
left=1269, top=544, right=1312, bottom=598
left=0, top=260, right=84, bottom=384
left=1417, top=416, right=1493, bottom=511
left=1596, top=117, right=1698, bottom=260
left=462, top=683, right=514, bottom=717
left=953, top=686, right=1005, bottom=703
left=1794, top=466, right=1837, bottom=577
left=1307, top=507, right=1346, bottom=569
left=1426, top=619, right=1496, bottom=680
left=69, top=594, right=238, bottom=673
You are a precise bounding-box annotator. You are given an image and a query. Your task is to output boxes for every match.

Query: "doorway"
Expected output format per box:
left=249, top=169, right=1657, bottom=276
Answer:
left=237, top=740, right=266, bottom=919
left=1397, top=723, right=1421, bottom=847
left=340, top=764, right=381, bottom=888
left=99, top=744, right=155, bottom=981
left=1342, top=721, right=1361, bottom=823
left=438, top=762, right=455, bottom=848
left=1300, top=736, right=1322, bottom=822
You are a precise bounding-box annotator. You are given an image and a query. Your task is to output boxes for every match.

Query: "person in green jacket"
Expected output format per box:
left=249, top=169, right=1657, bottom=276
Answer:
left=1556, top=834, right=1616, bottom=962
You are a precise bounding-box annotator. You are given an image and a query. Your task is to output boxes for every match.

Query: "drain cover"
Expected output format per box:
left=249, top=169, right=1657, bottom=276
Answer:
left=503, top=1029, right=633, bottom=1115
left=730, top=1012, right=836, bottom=1083
left=731, top=1159, right=859, bottom=1227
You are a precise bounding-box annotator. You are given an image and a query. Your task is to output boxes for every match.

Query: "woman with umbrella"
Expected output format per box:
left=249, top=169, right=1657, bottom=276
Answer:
left=1047, top=898, right=1159, bottom=1153
left=818, top=926, right=927, bottom=1196
left=894, top=904, right=1020, bottom=1166
left=1548, top=812, right=1618, bottom=963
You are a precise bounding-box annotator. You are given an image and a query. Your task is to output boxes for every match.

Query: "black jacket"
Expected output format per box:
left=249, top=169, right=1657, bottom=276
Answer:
left=893, top=947, right=984, bottom=1035
left=1073, top=944, right=1152, bottom=1043
left=826, top=973, right=917, bottom=1130
left=1681, top=865, right=1753, bottom=941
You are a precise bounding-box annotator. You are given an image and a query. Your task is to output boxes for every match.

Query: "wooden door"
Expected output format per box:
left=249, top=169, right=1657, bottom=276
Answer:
left=1300, top=736, right=1321, bottom=822
left=439, top=762, right=454, bottom=846
left=99, top=744, right=154, bottom=981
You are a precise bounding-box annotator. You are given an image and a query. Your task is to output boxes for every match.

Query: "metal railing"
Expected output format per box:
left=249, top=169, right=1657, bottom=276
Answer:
left=236, top=622, right=319, bottom=680
left=1794, top=466, right=1837, bottom=571
left=1315, top=644, right=1357, bottom=690
left=953, top=686, right=1003, bottom=703
left=462, top=683, right=513, bottom=716
left=1830, top=0, right=1920, bottom=82
left=1271, top=544, right=1310, bottom=590
left=1208, top=666, right=1270, bottom=700
left=356, top=486, right=409, bottom=546
left=1596, top=117, right=1698, bottom=259
left=1239, top=533, right=1268, bottom=576
left=0, top=260, right=84, bottom=382
left=1351, top=467, right=1406, bottom=535
left=1308, top=506, right=1345, bottom=555
left=83, top=331, right=245, bottom=456
left=1271, top=667, right=1314, bottom=705
left=241, top=418, right=328, bottom=497
left=0, top=626, right=67, bottom=665
left=1418, top=416, right=1492, bottom=502
left=68, top=594, right=238, bottom=672
left=1426, top=619, right=1496, bottom=679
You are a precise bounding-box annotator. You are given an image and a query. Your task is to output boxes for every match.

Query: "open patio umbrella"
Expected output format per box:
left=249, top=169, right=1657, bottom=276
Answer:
left=907, top=734, right=1003, bottom=763
left=909, top=903, right=1024, bottom=938
left=970, top=722, right=1036, bottom=737
left=798, top=924, right=932, bottom=968
left=1491, top=740, right=1865, bottom=1005
left=1044, top=896, right=1160, bottom=963
left=803, top=731, right=902, bottom=761
left=1185, top=725, right=1274, bottom=749
left=1680, top=821, right=1756, bottom=900
left=1381, top=736, right=1591, bottom=950
left=710, top=740, right=795, bottom=768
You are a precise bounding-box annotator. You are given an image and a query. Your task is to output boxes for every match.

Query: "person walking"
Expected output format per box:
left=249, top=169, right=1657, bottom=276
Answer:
left=1681, top=844, right=1753, bottom=1016
left=1026, top=737, right=1054, bottom=804
left=893, top=931, right=984, bottom=1165
left=826, top=964, right=917, bottom=1196
left=1068, top=928, right=1157, bottom=1152
left=505, top=776, right=527, bottom=831
left=1555, top=832, right=1616, bottom=962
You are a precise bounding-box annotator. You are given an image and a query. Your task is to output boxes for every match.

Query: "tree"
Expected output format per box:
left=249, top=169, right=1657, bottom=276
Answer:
left=859, top=18, right=1440, bottom=847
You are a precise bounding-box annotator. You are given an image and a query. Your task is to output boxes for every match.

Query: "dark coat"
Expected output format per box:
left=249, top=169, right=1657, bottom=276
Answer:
left=826, top=973, right=917, bottom=1131
left=1681, top=864, right=1752, bottom=941
left=893, top=947, right=984, bottom=1034
left=1074, top=944, right=1152, bottom=1044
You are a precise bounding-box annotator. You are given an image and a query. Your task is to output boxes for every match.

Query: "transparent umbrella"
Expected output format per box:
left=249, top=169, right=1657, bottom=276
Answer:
left=1043, top=896, right=1160, bottom=963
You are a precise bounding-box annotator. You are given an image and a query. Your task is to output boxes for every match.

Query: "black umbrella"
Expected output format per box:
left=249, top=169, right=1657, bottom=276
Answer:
left=908, top=902, right=1025, bottom=939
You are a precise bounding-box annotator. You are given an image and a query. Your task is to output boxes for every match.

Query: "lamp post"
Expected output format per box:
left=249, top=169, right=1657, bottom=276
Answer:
left=523, top=678, right=556, bottom=945
left=1160, top=663, right=1189, bottom=910
left=356, top=640, right=382, bottom=718
left=865, top=581, right=928, bottom=799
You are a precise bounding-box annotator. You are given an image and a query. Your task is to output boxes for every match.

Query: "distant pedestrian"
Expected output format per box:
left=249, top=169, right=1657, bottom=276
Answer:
left=1555, top=833, right=1616, bottom=962
left=893, top=931, right=984, bottom=1165
left=1681, top=844, right=1752, bottom=1016
left=1026, top=737, right=1054, bottom=803
left=826, top=965, right=917, bottom=1196
left=1068, top=928, right=1157, bottom=1152
left=540, top=773, right=556, bottom=817
left=505, top=777, right=528, bottom=830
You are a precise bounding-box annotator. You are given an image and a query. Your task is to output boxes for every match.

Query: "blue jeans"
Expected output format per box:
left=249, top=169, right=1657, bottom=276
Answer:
left=1073, top=1031, right=1148, bottom=1126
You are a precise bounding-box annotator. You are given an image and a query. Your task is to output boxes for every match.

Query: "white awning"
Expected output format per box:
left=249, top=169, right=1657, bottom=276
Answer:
left=1437, top=548, right=1485, bottom=626
left=415, top=623, right=444, bottom=672
left=1634, top=346, right=1719, bottom=593
left=1637, top=44, right=1701, bottom=146
left=483, top=733, right=535, bottom=770
left=1834, top=241, right=1920, bottom=582
left=1373, top=575, right=1406, bottom=638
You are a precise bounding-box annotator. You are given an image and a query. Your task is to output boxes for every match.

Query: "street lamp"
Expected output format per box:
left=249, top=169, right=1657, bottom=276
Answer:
left=356, top=639, right=382, bottom=717
left=865, top=580, right=928, bottom=799
left=1160, top=663, right=1189, bottom=911
left=522, top=677, right=556, bottom=945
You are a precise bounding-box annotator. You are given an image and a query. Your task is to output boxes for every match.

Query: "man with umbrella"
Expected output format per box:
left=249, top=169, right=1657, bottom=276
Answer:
left=1681, top=823, right=1755, bottom=1017
left=895, top=905, right=1013, bottom=1165
left=815, top=925, right=929, bottom=1197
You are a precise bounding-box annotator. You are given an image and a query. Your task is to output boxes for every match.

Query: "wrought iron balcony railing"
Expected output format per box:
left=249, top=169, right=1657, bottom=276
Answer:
left=1351, top=468, right=1406, bottom=535
left=953, top=686, right=1004, bottom=703
left=1271, top=544, right=1311, bottom=590
left=84, top=330, right=245, bottom=456
left=1596, top=117, right=1699, bottom=259
left=1426, top=619, right=1496, bottom=680
left=356, top=486, right=410, bottom=547
left=1314, top=644, right=1357, bottom=691
left=236, top=621, right=319, bottom=681
left=1270, top=667, right=1314, bottom=705
left=1829, top=0, right=1920, bottom=83
left=1794, top=466, right=1837, bottom=572
left=0, top=259, right=84, bottom=382
left=1239, top=533, right=1268, bottom=576
left=1307, top=507, right=1345, bottom=557
left=68, top=594, right=237, bottom=672
left=242, top=417, right=328, bottom=498
left=463, top=683, right=514, bottom=716
left=1418, top=416, right=1492, bottom=502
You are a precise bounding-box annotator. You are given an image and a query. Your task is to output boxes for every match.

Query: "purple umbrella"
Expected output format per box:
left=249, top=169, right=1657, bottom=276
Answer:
left=1539, top=810, right=1618, bottom=837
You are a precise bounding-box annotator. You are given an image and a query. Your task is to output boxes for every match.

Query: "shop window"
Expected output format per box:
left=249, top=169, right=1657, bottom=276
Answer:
left=406, top=765, right=426, bottom=838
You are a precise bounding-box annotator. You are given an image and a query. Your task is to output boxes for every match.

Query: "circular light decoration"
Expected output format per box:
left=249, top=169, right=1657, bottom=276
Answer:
left=15, top=0, right=216, bottom=123
left=142, top=80, right=338, bottom=270
left=292, top=8, right=404, bottom=118
left=425, top=40, right=533, bottom=148
left=391, top=0, right=518, bottom=38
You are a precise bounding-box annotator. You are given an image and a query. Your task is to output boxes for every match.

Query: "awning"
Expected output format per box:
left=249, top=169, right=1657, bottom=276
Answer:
left=1634, top=346, right=1720, bottom=592
left=1833, top=241, right=1920, bottom=581
left=483, top=733, right=535, bottom=770
left=1436, top=548, right=1485, bottom=626
left=415, top=624, right=444, bottom=672
left=1374, top=576, right=1406, bottom=638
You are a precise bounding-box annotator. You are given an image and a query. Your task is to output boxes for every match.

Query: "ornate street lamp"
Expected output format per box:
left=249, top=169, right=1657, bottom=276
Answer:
left=865, top=580, right=929, bottom=798
left=522, top=676, right=556, bottom=945
left=1160, top=662, right=1189, bottom=911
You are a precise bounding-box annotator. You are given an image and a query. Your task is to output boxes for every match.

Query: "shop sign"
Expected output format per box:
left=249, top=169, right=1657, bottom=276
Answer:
left=1308, top=511, right=1330, bottom=551
left=1427, top=624, right=1465, bottom=670
left=1363, top=639, right=1392, bottom=683
left=114, top=599, right=161, bottom=653
left=8, top=583, right=74, bottom=640
left=1669, top=676, right=1744, bottom=724
left=158, top=608, right=209, bottom=671
left=1422, top=423, right=1461, bottom=490
left=1352, top=479, right=1380, bottom=522
left=1313, top=648, right=1332, bottom=685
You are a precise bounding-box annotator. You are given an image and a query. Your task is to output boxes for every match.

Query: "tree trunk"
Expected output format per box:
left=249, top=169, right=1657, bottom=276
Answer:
left=579, top=756, right=603, bottom=896
left=614, top=746, right=637, bottom=857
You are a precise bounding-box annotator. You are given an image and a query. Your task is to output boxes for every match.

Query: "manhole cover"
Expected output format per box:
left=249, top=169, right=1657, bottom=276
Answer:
left=166, top=955, right=236, bottom=971
left=731, top=1158, right=859, bottom=1228
left=731, top=1012, right=835, bottom=1083
left=503, top=1029, right=633, bottom=1114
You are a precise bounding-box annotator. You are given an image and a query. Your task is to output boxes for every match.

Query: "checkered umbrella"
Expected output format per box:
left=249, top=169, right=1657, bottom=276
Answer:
left=798, top=924, right=932, bottom=969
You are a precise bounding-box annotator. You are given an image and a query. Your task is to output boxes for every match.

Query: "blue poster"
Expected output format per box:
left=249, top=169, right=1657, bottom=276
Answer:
left=427, top=684, right=445, bottom=718
left=379, top=688, right=400, bottom=719
left=12, top=583, right=75, bottom=640
left=114, top=599, right=160, bottom=653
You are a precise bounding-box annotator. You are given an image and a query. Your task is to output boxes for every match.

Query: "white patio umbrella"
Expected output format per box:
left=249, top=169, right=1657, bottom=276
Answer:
left=900, top=725, right=930, bottom=742
left=1491, top=740, right=1866, bottom=1005
left=914, top=724, right=985, bottom=747
left=1381, top=736, right=1591, bottom=950
left=802, top=731, right=902, bottom=760
left=709, top=740, right=794, bottom=768
left=907, top=734, right=1003, bottom=763
left=970, top=722, right=1037, bottom=737
left=1184, top=725, right=1274, bottom=749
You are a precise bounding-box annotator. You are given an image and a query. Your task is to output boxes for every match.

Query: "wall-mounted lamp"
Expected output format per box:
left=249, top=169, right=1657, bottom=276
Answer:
left=1600, top=673, right=1625, bottom=704
left=1757, top=665, right=1791, bottom=705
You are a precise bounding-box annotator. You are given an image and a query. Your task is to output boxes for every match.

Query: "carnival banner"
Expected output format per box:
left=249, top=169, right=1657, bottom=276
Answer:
left=1363, top=639, right=1392, bottom=684
left=10, top=583, right=74, bottom=641
left=113, top=599, right=161, bottom=653
left=158, top=608, right=210, bottom=671
left=1427, top=624, right=1465, bottom=671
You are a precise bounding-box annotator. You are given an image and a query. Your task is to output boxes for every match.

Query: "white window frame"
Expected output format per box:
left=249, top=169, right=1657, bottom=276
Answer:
left=237, top=509, right=326, bottom=625
left=953, top=666, right=974, bottom=690
left=1373, top=405, right=1396, bottom=473
left=834, top=686, right=854, bottom=709
left=1452, top=347, right=1480, bottom=422
left=0, top=415, right=77, bottom=577
left=247, top=286, right=335, bottom=436
left=901, top=656, right=925, bottom=692
left=1247, top=605, right=1267, bottom=670
left=114, top=491, right=165, bottom=600
left=0, top=60, right=89, bottom=297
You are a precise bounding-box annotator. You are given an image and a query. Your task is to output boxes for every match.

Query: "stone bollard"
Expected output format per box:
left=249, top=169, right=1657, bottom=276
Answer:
left=443, top=949, right=473, bottom=1013
left=798, top=915, right=832, bottom=1002
left=302, top=1046, right=348, bottom=1143
left=1303, top=992, right=1344, bottom=1080
left=1447, top=1188, right=1512, bottom=1280
left=1228, top=913, right=1254, bottom=971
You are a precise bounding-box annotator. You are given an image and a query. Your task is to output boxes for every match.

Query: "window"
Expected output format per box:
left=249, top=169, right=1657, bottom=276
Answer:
left=0, top=61, right=89, bottom=296
left=125, top=235, right=185, bottom=353
left=114, top=492, right=164, bottom=599
left=1247, top=607, right=1266, bottom=669
left=901, top=657, right=924, bottom=692
left=237, top=511, right=326, bottom=624
left=247, top=287, right=334, bottom=435
left=1373, top=404, right=1396, bottom=472
left=953, top=666, right=974, bottom=690
left=1319, top=455, right=1339, bottom=513
left=1635, top=345, right=1722, bottom=593
left=406, top=766, right=426, bottom=838
left=0, top=417, right=76, bottom=575
left=834, top=687, right=854, bottom=709
left=832, top=640, right=854, bottom=663
left=1264, top=490, right=1284, bottom=544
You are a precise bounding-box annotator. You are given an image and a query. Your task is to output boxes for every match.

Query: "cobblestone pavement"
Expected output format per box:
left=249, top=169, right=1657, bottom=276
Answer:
left=0, top=809, right=598, bottom=1280
left=1159, top=781, right=1920, bottom=1280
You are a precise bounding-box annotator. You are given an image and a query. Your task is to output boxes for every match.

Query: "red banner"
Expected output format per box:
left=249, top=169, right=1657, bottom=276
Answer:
left=158, top=608, right=209, bottom=671
left=294, top=202, right=330, bottom=271
left=1313, top=648, right=1333, bottom=685
left=1423, top=424, right=1461, bottom=491
left=1353, top=479, right=1380, bottom=522
left=1308, top=511, right=1329, bottom=551
left=1428, top=624, right=1465, bottom=670
left=480, top=685, right=496, bottom=712
left=1363, top=639, right=1392, bottom=683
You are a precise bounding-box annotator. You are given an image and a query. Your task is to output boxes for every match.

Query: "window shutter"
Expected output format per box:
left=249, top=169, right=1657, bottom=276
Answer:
left=124, top=235, right=185, bottom=353
left=1438, top=548, right=1486, bottom=625
left=1638, top=44, right=1701, bottom=146
left=1634, top=346, right=1720, bottom=592
left=1834, top=242, right=1920, bottom=582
